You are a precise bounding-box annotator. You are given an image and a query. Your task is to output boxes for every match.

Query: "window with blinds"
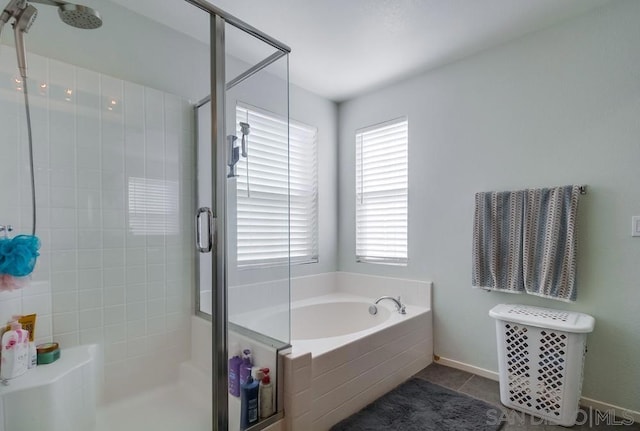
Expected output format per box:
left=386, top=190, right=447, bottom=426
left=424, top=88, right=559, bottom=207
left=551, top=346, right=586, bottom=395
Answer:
left=236, top=104, right=318, bottom=267
left=355, top=118, right=408, bottom=265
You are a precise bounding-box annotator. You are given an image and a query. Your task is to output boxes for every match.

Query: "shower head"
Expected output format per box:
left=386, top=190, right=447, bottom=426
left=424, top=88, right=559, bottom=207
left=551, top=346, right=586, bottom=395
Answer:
left=13, top=4, right=37, bottom=78
left=239, top=122, right=250, bottom=158
left=57, top=3, right=101, bottom=29
left=28, top=0, right=101, bottom=29
left=14, top=2, right=35, bottom=31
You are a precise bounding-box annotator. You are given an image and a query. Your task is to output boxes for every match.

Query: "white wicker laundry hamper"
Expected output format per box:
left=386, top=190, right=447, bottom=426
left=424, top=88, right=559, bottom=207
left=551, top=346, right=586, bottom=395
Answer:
left=489, top=304, right=595, bottom=426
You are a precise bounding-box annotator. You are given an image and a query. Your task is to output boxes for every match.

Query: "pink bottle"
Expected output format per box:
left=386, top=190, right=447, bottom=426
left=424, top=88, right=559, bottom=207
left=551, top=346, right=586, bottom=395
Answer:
left=0, top=321, right=29, bottom=380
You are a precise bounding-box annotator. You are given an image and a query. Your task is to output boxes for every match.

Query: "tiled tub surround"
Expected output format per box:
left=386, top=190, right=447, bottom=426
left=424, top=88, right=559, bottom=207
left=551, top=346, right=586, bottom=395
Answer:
left=282, top=273, right=433, bottom=431
left=0, top=51, right=196, bottom=402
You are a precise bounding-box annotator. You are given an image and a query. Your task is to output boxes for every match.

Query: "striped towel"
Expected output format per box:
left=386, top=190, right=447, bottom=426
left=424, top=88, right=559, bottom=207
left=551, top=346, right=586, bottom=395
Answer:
left=472, top=190, right=525, bottom=293
left=473, top=185, right=581, bottom=302
left=523, top=185, right=580, bottom=302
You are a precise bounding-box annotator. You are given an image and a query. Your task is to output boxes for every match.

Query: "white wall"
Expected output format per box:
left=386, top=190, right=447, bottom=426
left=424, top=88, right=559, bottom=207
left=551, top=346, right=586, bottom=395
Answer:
left=290, top=84, right=339, bottom=277
left=338, top=0, right=640, bottom=412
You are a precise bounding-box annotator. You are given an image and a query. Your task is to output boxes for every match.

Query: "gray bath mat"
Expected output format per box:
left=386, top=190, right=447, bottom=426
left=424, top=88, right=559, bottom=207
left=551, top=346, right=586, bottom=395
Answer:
left=330, top=378, right=503, bottom=431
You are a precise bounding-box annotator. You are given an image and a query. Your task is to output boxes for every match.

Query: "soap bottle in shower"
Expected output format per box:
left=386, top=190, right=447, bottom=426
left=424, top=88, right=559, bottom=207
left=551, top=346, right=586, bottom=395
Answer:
left=228, top=343, right=242, bottom=397
left=239, top=348, right=252, bottom=386
left=0, top=321, right=29, bottom=380
left=259, top=367, right=274, bottom=419
left=240, top=373, right=259, bottom=430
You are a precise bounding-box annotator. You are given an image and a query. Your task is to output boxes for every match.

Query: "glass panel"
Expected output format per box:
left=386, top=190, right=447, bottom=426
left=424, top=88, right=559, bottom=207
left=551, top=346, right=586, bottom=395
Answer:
left=0, top=1, right=210, bottom=429
left=224, top=23, right=290, bottom=431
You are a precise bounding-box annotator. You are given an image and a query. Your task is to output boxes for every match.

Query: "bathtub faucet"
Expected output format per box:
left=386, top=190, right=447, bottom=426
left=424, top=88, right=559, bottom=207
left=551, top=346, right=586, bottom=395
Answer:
left=374, top=296, right=406, bottom=314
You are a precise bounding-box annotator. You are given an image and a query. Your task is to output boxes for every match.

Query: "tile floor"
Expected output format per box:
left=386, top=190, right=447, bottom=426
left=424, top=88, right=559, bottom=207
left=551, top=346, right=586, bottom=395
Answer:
left=414, top=363, right=639, bottom=431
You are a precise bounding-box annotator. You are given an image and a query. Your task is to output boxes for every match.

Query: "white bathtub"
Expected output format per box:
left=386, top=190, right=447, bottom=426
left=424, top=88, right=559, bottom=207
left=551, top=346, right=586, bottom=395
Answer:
left=290, top=293, right=424, bottom=357
left=292, top=299, right=391, bottom=339
left=282, top=290, right=433, bottom=431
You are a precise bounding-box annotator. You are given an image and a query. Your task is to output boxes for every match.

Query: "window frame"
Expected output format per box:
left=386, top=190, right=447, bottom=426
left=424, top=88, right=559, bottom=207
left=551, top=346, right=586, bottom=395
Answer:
left=355, top=117, right=409, bottom=266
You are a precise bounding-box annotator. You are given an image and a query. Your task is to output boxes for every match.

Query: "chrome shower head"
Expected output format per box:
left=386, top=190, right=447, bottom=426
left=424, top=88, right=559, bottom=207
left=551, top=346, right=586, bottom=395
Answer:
left=240, top=122, right=250, bottom=136
left=239, top=122, right=250, bottom=158
left=57, top=3, right=101, bottom=29
left=27, top=0, right=101, bottom=29
left=14, top=1, right=35, bottom=31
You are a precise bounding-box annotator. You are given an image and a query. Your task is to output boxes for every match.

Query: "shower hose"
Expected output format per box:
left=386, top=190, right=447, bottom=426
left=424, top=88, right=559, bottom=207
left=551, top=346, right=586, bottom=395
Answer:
left=22, top=76, right=37, bottom=236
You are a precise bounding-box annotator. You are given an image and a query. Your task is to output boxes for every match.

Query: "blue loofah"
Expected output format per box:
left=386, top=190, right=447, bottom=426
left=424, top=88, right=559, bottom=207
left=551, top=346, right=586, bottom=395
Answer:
left=0, top=235, right=40, bottom=277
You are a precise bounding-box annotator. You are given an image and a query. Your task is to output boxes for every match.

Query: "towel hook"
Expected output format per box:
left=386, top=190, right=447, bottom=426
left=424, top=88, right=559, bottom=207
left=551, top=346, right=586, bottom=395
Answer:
left=578, top=185, right=587, bottom=195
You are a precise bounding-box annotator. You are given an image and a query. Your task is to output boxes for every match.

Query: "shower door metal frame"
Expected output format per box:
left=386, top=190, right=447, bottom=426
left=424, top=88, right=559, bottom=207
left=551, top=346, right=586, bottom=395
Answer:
left=183, top=1, right=290, bottom=430
left=211, top=13, right=228, bottom=431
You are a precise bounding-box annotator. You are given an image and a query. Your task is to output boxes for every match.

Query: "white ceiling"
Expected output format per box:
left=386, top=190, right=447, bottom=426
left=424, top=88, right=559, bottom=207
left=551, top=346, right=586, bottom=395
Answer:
left=110, top=0, right=612, bottom=102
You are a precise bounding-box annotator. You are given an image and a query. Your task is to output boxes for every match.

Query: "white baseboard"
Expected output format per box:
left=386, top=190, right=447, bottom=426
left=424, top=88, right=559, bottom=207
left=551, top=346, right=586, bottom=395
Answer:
left=435, top=356, right=640, bottom=423
left=579, top=397, right=640, bottom=424
left=434, top=356, right=499, bottom=381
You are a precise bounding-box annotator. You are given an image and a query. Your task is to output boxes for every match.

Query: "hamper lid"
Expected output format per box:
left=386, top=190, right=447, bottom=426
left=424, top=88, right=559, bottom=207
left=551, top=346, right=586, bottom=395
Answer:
left=489, top=304, right=595, bottom=333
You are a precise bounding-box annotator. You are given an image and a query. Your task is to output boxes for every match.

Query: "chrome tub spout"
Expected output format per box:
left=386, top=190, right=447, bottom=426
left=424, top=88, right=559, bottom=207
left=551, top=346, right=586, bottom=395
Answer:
left=374, top=296, right=406, bottom=314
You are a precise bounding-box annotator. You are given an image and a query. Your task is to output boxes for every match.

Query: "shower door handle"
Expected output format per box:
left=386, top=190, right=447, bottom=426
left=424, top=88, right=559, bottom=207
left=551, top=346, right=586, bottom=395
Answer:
left=195, top=207, right=214, bottom=253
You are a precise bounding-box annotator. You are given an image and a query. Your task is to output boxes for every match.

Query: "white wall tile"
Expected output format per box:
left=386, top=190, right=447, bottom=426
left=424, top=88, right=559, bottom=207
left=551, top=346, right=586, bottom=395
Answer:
left=104, top=323, right=126, bottom=344
left=52, top=292, right=78, bottom=313
left=127, top=319, right=146, bottom=339
left=78, top=250, right=102, bottom=269
left=77, top=146, right=101, bottom=170
left=53, top=311, right=79, bottom=334
left=126, top=302, right=146, bottom=321
left=78, top=229, right=103, bottom=249
left=125, top=266, right=146, bottom=285
left=147, top=298, right=165, bottom=318
left=0, top=53, right=196, bottom=403
left=78, top=269, right=103, bottom=290
left=104, top=305, right=125, bottom=326
left=125, top=248, right=146, bottom=266
left=22, top=293, right=52, bottom=316
left=51, top=271, right=77, bottom=293
left=51, top=250, right=77, bottom=271
left=25, top=280, right=51, bottom=297
left=103, top=267, right=125, bottom=287
left=125, top=284, right=146, bottom=303
left=78, top=289, right=103, bottom=310
left=79, top=308, right=103, bottom=329
left=50, top=228, right=77, bottom=250
left=77, top=189, right=101, bottom=209
left=56, top=331, right=79, bottom=349
left=102, top=248, right=125, bottom=268
left=103, top=229, right=125, bottom=248
left=80, top=327, right=103, bottom=345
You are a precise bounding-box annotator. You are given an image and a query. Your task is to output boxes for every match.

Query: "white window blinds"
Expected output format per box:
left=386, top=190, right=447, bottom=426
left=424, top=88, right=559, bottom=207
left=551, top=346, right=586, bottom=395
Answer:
left=355, top=118, right=408, bottom=265
left=236, top=104, right=318, bottom=267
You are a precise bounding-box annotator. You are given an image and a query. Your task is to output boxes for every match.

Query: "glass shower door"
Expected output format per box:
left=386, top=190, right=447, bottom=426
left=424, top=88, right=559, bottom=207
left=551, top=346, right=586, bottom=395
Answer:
left=192, top=8, right=292, bottom=430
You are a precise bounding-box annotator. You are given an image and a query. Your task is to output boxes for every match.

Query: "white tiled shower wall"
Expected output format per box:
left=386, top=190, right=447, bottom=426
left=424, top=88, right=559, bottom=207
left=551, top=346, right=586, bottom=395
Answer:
left=0, top=51, right=196, bottom=402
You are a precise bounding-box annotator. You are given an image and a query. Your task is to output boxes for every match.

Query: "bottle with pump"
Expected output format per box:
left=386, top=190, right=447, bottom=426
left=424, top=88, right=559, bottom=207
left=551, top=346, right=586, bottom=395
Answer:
left=240, top=373, right=259, bottom=430
left=239, top=348, right=252, bottom=386
left=259, top=367, right=274, bottom=419
left=0, top=321, right=29, bottom=380
left=228, top=343, right=242, bottom=397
